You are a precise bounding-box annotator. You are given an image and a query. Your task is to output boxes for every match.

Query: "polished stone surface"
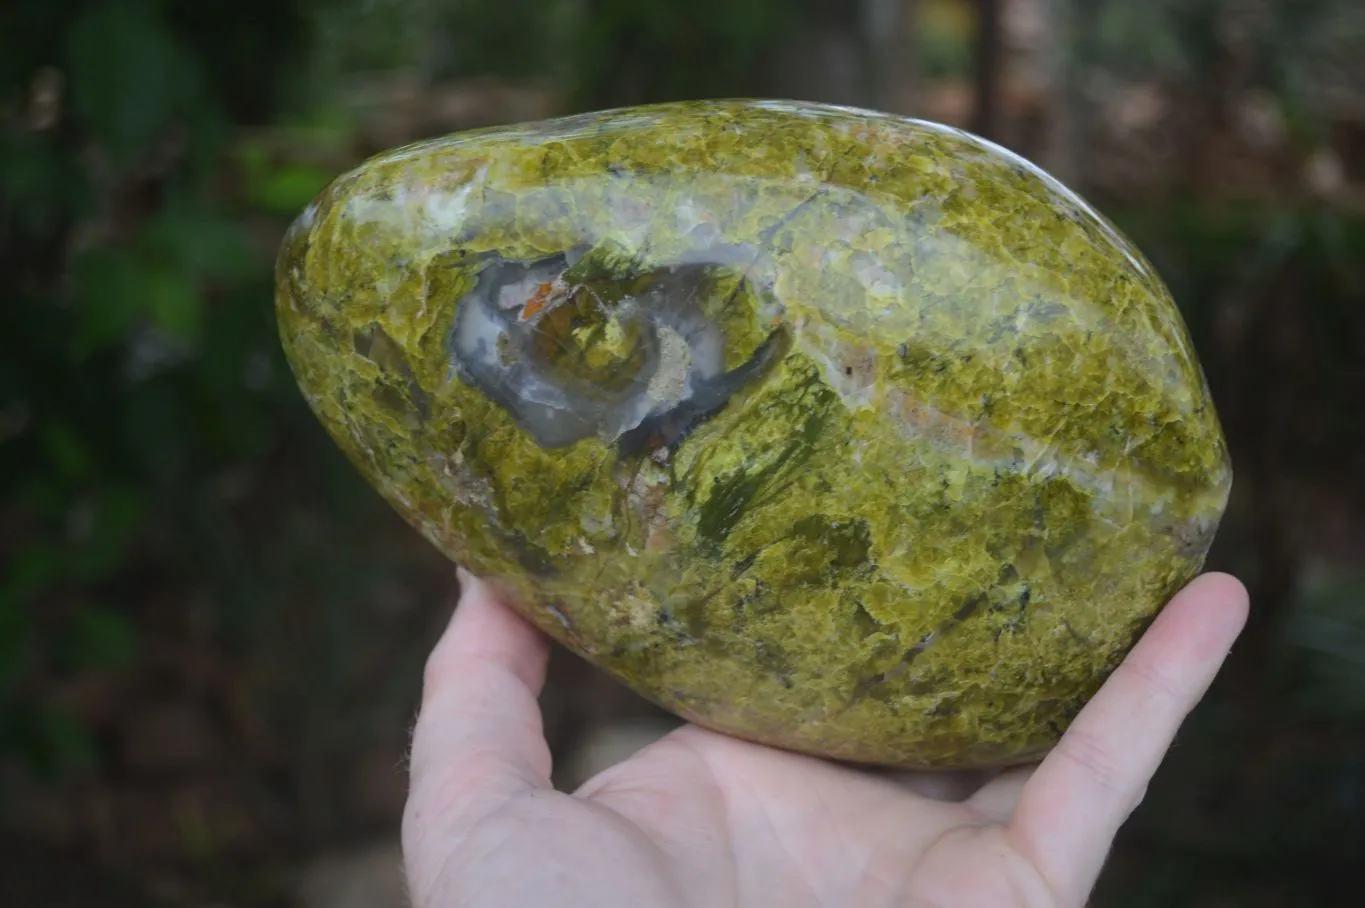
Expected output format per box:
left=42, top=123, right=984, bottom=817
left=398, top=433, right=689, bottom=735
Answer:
left=276, top=100, right=1231, bottom=768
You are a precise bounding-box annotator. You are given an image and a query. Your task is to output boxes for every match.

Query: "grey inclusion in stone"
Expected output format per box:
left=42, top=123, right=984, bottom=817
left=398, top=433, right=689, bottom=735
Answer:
left=449, top=251, right=785, bottom=452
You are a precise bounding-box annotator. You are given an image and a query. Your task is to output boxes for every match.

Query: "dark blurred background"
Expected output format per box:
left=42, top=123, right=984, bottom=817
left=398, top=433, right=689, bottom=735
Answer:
left=2, top=1, right=1363, bottom=905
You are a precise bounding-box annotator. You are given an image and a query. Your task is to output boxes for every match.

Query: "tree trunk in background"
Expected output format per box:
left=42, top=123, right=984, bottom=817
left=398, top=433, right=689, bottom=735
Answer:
left=774, top=0, right=872, bottom=107
left=971, top=0, right=1004, bottom=140
left=1039, top=0, right=1078, bottom=184
left=862, top=0, right=919, bottom=114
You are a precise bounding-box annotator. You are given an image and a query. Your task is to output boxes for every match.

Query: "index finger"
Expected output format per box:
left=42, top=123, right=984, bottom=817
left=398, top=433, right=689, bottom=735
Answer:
left=1008, top=572, right=1249, bottom=904
left=403, top=570, right=553, bottom=863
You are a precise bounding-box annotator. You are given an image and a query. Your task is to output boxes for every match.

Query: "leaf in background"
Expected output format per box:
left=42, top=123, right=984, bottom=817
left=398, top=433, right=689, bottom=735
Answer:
left=144, top=265, right=204, bottom=346
left=236, top=140, right=334, bottom=216
left=0, top=546, right=49, bottom=686
left=0, top=132, right=91, bottom=230
left=69, top=249, right=151, bottom=358
left=41, top=420, right=93, bottom=482
left=64, top=2, right=200, bottom=169
left=119, top=375, right=192, bottom=481
left=142, top=201, right=258, bottom=285
left=62, top=604, right=140, bottom=671
left=33, top=707, right=98, bottom=779
left=276, top=106, right=358, bottom=154
left=71, top=246, right=206, bottom=356
left=252, top=161, right=335, bottom=216
left=68, top=484, right=147, bottom=585
left=195, top=280, right=275, bottom=393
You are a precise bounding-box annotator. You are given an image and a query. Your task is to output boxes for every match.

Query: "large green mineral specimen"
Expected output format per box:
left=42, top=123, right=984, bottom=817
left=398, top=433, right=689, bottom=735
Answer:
left=276, top=100, right=1230, bottom=768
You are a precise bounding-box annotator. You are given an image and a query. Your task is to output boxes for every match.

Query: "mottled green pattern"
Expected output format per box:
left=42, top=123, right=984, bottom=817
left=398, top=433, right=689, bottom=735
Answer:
left=276, top=100, right=1231, bottom=768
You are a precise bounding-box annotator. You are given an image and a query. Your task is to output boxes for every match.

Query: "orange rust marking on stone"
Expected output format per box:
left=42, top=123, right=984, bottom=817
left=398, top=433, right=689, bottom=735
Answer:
left=520, top=282, right=556, bottom=321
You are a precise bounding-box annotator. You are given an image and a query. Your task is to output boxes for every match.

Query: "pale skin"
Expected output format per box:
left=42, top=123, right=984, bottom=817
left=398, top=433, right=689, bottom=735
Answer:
left=403, top=570, right=1248, bottom=908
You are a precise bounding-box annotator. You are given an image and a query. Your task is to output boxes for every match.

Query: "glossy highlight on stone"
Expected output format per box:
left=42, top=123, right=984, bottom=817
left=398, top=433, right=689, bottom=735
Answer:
left=275, top=100, right=1231, bottom=769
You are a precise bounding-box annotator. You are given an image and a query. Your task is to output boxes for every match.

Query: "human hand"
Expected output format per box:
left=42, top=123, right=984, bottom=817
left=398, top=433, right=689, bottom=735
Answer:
left=402, top=570, right=1247, bottom=908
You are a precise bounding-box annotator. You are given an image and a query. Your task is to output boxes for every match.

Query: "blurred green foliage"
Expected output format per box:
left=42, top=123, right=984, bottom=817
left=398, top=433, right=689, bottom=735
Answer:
left=558, top=0, right=792, bottom=105
left=307, top=0, right=798, bottom=105
left=0, top=0, right=328, bottom=777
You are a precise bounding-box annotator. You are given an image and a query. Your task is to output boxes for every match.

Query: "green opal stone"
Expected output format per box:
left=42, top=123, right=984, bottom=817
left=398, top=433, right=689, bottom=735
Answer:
left=276, top=100, right=1231, bottom=768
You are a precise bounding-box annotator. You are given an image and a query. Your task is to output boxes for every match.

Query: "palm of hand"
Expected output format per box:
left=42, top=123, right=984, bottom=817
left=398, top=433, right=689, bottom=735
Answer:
left=403, top=573, right=1247, bottom=908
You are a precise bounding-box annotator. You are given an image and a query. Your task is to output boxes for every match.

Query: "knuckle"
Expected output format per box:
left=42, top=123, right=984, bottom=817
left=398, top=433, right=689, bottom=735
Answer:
left=1054, top=725, right=1124, bottom=795
left=1117, top=653, right=1185, bottom=705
